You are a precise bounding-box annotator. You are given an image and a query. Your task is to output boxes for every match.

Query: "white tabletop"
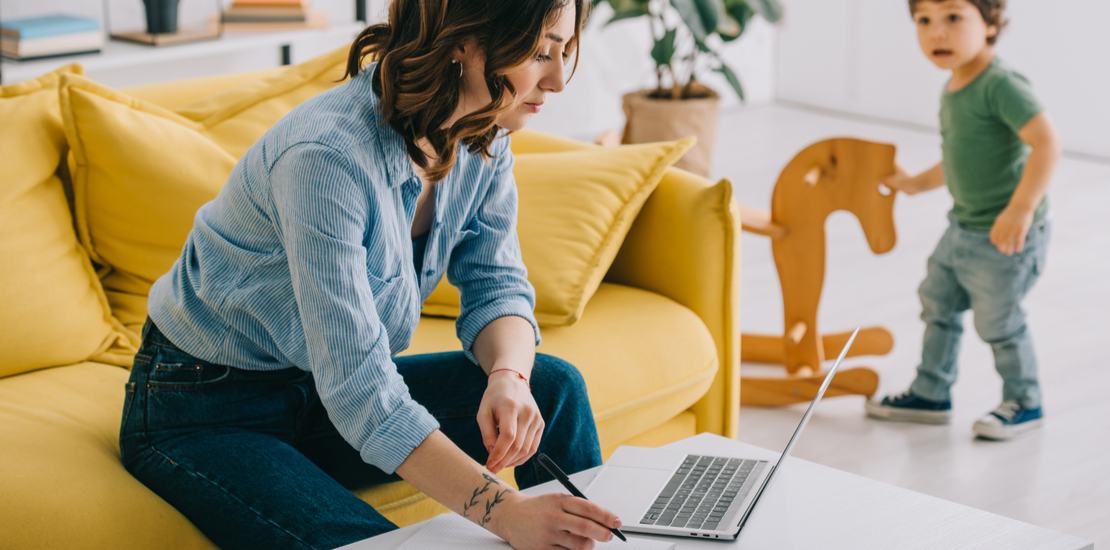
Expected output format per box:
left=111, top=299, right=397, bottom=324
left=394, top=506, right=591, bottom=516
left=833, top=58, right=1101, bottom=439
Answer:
left=345, top=433, right=1093, bottom=550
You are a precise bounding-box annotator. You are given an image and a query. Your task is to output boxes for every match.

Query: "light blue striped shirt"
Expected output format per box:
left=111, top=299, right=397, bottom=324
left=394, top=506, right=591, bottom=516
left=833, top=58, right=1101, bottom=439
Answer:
left=148, top=63, right=541, bottom=475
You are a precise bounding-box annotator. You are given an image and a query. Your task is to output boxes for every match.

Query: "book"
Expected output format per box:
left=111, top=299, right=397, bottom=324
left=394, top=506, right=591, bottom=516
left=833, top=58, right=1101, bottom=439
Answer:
left=229, top=0, right=309, bottom=6
left=218, top=10, right=328, bottom=32
left=222, top=14, right=308, bottom=23
left=0, top=14, right=100, bottom=40
left=1, top=29, right=103, bottom=59
left=389, top=513, right=676, bottom=550
left=223, top=5, right=308, bottom=18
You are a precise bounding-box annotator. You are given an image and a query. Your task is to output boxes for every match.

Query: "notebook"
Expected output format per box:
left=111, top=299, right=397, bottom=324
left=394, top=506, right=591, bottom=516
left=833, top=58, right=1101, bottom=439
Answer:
left=395, top=512, right=675, bottom=550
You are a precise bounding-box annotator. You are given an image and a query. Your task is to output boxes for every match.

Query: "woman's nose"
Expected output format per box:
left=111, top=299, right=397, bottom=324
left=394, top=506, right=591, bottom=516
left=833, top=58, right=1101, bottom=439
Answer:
left=543, top=63, right=566, bottom=94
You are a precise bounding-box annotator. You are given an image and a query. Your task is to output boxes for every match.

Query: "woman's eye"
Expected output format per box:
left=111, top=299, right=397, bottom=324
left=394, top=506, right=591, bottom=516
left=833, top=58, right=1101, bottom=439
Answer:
left=536, top=53, right=552, bottom=62
left=917, top=16, right=930, bottom=25
left=948, top=14, right=960, bottom=22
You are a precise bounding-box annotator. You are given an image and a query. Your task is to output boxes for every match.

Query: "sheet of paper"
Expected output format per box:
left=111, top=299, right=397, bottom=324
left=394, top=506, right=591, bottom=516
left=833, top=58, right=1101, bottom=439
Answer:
left=395, top=513, right=675, bottom=550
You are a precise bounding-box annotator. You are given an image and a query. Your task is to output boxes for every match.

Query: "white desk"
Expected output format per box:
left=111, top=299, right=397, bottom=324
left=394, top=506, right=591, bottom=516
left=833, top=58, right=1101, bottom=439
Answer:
left=347, top=433, right=1093, bottom=550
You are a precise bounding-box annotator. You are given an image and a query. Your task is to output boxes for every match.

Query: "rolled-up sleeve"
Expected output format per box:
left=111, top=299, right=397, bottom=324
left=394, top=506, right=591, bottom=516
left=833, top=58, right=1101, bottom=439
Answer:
left=447, top=139, right=542, bottom=364
left=270, top=142, right=438, bottom=474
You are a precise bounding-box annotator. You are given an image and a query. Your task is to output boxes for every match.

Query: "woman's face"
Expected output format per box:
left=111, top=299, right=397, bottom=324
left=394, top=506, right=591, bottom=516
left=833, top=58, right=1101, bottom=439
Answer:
left=456, top=3, right=576, bottom=131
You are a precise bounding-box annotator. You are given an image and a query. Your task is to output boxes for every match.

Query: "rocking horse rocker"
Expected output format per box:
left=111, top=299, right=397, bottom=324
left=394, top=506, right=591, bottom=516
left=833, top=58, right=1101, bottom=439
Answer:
left=738, top=138, right=899, bottom=406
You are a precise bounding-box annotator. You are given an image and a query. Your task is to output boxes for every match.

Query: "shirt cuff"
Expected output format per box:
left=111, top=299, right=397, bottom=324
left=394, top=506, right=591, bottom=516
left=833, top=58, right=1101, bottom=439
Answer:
left=359, top=399, right=441, bottom=475
left=457, top=298, right=542, bottom=365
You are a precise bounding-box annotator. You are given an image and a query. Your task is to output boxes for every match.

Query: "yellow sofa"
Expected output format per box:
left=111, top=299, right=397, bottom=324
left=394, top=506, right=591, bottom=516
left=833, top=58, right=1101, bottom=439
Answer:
left=0, top=55, right=741, bottom=549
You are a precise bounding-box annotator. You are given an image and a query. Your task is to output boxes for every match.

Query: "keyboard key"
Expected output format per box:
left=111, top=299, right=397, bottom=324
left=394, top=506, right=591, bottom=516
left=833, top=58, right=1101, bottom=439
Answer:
left=657, top=473, right=687, bottom=499
left=703, top=521, right=720, bottom=530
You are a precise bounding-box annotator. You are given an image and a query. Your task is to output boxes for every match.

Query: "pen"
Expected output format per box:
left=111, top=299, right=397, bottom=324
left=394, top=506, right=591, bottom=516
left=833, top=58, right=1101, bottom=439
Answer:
left=537, top=453, right=627, bottom=543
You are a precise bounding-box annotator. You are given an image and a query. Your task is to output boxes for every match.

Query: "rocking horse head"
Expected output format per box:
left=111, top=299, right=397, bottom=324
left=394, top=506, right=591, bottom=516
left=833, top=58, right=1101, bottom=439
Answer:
left=772, top=138, right=898, bottom=254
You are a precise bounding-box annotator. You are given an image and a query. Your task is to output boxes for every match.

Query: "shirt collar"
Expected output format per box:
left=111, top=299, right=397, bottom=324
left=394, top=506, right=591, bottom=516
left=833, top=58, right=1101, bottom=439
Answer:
left=363, top=63, right=417, bottom=189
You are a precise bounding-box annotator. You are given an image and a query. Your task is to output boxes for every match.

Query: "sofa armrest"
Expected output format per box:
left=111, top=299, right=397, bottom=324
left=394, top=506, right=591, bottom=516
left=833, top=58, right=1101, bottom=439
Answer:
left=604, top=169, right=741, bottom=439
left=510, top=129, right=741, bottom=439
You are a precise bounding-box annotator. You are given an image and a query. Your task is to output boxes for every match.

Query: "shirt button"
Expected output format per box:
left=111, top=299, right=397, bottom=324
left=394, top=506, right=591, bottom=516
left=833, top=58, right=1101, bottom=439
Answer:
left=425, top=270, right=435, bottom=276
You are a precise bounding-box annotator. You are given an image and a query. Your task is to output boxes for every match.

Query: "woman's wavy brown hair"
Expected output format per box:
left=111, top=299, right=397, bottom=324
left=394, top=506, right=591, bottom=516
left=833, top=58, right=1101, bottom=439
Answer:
left=343, top=0, right=586, bottom=183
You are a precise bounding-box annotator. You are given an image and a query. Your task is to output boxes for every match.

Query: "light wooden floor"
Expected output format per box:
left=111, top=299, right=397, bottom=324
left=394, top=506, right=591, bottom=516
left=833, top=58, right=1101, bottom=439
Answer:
left=709, top=104, right=1110, bottom=547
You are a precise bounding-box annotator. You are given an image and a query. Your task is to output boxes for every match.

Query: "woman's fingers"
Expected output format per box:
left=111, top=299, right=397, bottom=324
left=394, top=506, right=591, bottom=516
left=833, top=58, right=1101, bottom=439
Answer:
left=487, top=406, right=518, bottom=472
left=507, top=413, right=543, bottom=468
left=477, top=404, right=499, bottom=459
left=560, top=495, right=622, bottom=536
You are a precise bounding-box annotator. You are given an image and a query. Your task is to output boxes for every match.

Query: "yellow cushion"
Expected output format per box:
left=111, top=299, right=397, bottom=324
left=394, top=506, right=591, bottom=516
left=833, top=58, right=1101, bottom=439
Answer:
left=60, top=47, right=349, bottom=334
left=122, top=67, right=287, bottom=110
left=409, top=283, right=718, bottom=447
left=422, top=139, right=694, bottom=327
left=0, top=65, right=134, bottom=378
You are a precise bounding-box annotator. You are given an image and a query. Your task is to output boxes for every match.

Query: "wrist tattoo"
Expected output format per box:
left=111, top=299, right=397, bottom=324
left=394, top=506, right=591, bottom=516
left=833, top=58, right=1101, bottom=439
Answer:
left=462, top=473, right=513, bottom=527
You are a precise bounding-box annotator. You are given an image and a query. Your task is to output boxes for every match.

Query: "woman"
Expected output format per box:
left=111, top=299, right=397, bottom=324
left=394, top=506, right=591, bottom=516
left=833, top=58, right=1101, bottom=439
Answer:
left=118, top=1, right=621, bottom=548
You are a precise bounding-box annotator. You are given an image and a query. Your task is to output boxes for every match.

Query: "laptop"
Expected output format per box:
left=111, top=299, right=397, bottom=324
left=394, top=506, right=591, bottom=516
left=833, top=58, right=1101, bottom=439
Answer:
left=582, top=328, right=860, bottom=541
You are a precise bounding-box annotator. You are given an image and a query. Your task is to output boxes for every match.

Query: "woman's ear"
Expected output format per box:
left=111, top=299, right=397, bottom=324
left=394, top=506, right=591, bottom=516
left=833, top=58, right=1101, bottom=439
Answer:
left=454, top=37, right=483, bottom=67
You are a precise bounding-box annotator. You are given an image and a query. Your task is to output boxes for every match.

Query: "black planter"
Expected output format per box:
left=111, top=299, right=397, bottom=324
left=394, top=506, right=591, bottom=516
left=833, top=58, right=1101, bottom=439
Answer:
left=142, top=0, right=180, bottom=34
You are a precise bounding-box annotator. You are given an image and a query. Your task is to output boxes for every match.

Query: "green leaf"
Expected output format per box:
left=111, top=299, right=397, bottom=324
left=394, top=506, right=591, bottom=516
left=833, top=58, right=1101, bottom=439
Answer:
left=748, top=0, right=783, bottom=23
left=720, top=1, right=753, bottom=41
left=717, top=14, right=741, bottom=37
left=670, top=0, right=708, bottom=40
left=651, top=28, right=678, bottom=67
left=605, top=8, right=649, bottom=25
left=715, top=63, right=745, bottom=100
left=692, top=0, right=721, bottom=36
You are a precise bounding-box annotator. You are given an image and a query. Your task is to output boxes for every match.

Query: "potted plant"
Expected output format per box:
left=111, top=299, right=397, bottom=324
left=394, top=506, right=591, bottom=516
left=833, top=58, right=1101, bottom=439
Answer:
left=143, top=0, right=181, bottom=34
left=592, top=0, right=783, bottom=176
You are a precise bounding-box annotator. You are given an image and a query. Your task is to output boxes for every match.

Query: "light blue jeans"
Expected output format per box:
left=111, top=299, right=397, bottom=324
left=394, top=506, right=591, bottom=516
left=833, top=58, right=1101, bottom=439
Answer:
left=909, top=212, right=1050, bottom=409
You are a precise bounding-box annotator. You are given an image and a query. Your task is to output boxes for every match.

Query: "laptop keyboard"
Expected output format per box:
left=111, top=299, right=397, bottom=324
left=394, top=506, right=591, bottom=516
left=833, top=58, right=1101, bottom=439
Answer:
left=639, top=455, right=763, bottom=531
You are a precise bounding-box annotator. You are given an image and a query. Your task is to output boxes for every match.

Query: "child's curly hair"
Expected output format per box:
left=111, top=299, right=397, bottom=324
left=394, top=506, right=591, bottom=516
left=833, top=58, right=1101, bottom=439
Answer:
left=909, top=0, right=1008, bottom=45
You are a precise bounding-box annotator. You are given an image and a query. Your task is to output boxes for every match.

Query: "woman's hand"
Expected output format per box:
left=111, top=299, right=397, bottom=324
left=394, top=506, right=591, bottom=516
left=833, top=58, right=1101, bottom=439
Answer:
left=990, top=205, right=1035, bottom=256
left=479, top=369, right=544, bottom=473
left=491, top=492, right=622, bottom=550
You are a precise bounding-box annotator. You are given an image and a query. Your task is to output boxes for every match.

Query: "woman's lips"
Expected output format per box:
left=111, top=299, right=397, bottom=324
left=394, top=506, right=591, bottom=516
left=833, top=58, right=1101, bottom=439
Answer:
left=933, top=49, right=953, bottom=57
left=525, top=103, right=542, bottom=114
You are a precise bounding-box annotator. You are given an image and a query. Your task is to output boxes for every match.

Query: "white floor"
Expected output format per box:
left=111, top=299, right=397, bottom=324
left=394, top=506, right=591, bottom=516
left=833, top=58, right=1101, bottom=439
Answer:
left=707, top=103, right=1110, bottom=547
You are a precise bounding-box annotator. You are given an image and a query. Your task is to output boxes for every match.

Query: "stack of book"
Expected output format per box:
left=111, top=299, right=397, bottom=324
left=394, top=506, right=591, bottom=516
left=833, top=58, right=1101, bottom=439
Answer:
left=1, top=14, right=103, bottom=62
left=220, top=0, right=328, bottom=32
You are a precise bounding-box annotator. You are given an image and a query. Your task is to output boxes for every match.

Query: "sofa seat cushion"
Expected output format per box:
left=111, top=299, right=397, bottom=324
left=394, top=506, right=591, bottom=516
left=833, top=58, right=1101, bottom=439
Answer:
left=0, top=362, right=217, bottom=549
left=0, top=363, right=516, bottom=549
left=408, top=283, right=719, bottom=447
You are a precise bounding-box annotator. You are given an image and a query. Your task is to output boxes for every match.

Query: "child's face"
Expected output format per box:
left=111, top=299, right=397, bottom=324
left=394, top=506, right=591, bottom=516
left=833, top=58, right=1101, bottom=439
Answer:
left=912, top=0, right=999, bottom=71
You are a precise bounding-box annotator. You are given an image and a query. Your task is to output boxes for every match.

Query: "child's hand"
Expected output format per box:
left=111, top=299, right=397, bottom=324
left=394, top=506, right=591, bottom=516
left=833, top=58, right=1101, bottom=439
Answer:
left=990, top=205, right=1035, bottom=256
left=882, top=164, right=918, bottom=195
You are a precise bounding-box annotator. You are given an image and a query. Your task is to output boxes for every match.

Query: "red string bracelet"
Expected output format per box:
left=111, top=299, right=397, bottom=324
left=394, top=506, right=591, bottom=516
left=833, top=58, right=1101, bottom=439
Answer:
left=488, top=368, right=530, bottom=392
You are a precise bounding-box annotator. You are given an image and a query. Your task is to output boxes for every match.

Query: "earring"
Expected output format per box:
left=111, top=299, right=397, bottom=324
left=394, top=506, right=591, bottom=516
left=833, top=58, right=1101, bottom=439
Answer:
left=451, top=59, right=463, bottom=78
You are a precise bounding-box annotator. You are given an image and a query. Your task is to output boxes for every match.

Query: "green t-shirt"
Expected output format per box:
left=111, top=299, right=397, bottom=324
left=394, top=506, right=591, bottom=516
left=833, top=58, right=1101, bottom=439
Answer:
left=940, top=57, right=1047, bottom=232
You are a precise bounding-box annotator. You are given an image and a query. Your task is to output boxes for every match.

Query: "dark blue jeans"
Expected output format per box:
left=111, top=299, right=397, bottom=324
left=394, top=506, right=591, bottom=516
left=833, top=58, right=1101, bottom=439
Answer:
left=120, top=319, right=602, bottom=550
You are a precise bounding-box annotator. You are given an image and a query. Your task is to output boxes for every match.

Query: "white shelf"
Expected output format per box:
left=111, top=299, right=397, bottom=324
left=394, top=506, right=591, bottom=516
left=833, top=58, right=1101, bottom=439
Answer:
left=1, top=22, right=363, bottom=85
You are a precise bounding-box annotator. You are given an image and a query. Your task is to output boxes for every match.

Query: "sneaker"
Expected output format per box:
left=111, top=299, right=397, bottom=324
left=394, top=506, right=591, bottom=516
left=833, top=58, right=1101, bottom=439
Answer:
left=972, top=402, right=1043, bottom=440
left=865, top=391, right=952, bottom=424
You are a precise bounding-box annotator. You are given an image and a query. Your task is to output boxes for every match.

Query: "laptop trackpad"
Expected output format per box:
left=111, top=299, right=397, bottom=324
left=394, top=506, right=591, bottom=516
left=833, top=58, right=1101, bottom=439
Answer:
left=584, top=466, right=672, bottom=520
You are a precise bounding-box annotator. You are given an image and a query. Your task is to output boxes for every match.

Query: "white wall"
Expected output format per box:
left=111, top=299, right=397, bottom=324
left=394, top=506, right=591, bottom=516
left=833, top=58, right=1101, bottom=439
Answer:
left=3, top=0, right=777, bottom=139
left=1, top=0, right=361, bottom=87
left=776, top=0, right=1110, bottom=158
left=528, top=3, right=778, bottom=140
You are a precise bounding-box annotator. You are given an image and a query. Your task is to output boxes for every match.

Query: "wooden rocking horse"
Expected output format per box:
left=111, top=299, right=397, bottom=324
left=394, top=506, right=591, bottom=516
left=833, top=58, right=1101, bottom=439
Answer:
left=595, top=130, right=900, bottom=407
left=738, top=138, right=898, bottom=406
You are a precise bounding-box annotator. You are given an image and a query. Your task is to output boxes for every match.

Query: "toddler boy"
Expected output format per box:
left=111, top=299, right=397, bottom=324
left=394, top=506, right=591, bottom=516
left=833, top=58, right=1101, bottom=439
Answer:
left=865, top=0, right=1061, bottom=440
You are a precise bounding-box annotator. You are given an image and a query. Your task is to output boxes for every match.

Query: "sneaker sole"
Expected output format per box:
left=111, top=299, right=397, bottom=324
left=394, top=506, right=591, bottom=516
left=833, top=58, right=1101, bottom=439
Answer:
left=865, top=399, right=952, bottom=425
left=973, top=418, right=1043, bottom=441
